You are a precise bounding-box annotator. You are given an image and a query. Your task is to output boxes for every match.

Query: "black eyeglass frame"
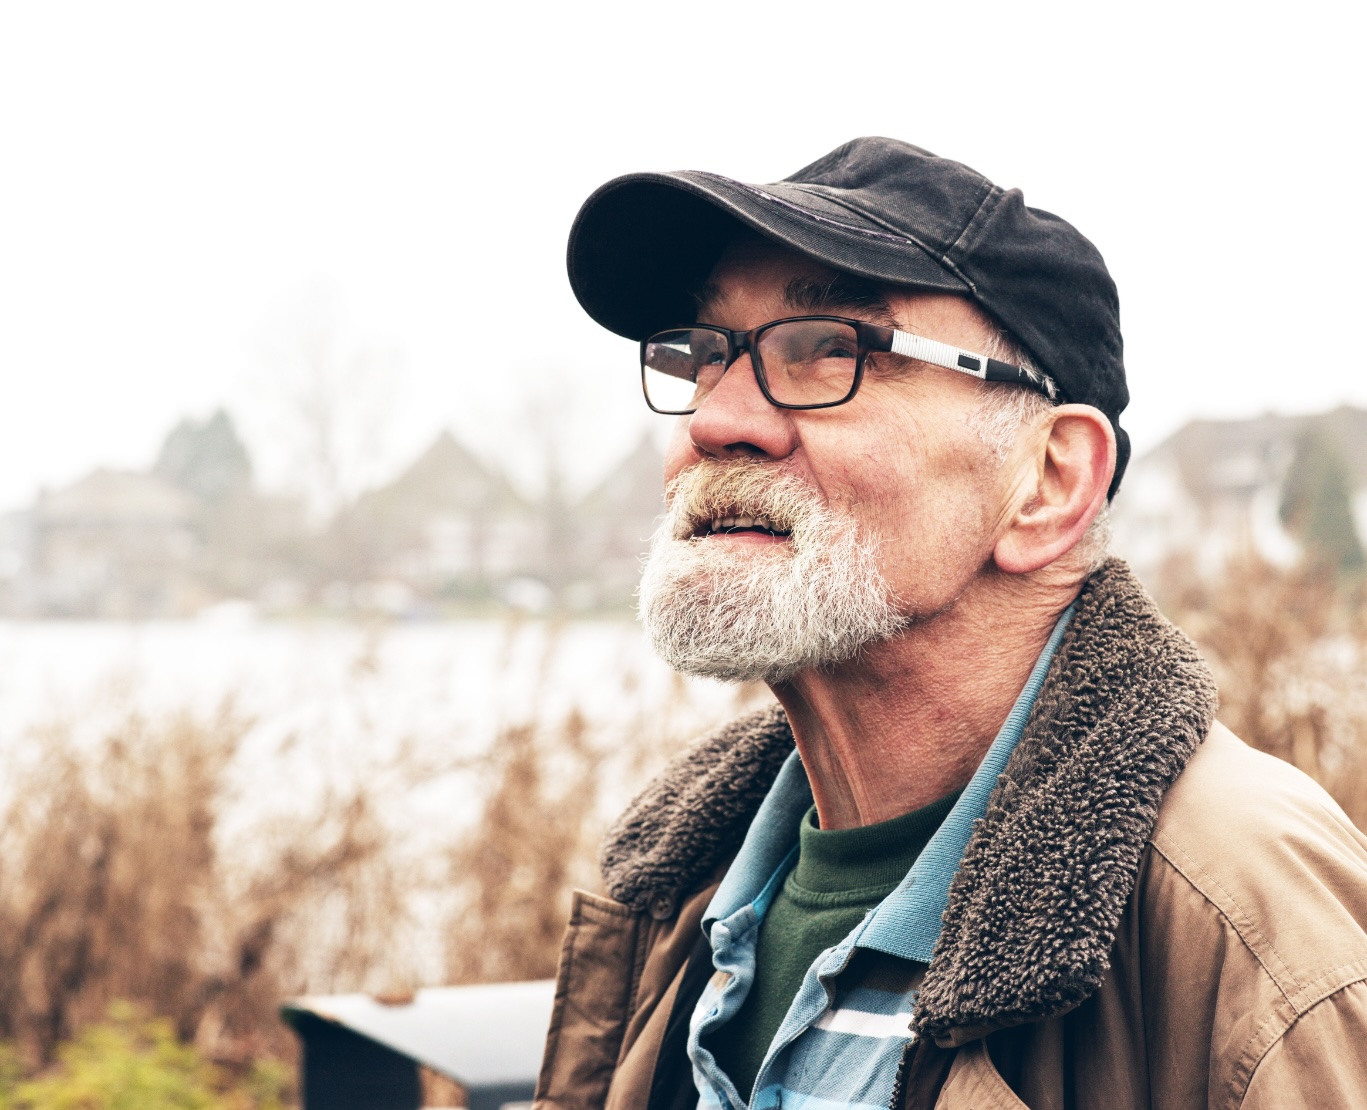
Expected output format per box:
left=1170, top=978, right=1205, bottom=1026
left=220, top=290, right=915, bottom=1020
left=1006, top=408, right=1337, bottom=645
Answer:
left=639, top=314, right=1060, bottom=415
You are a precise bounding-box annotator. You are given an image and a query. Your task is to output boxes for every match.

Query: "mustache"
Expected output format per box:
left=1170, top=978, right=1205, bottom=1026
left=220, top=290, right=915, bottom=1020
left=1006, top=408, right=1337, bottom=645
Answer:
left=663, top=460, right=822, bottom=541
left=641, top=460, right=904, bottom=683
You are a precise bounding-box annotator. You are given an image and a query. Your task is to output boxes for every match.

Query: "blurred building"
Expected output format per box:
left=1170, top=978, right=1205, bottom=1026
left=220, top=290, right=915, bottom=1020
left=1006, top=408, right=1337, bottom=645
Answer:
left=336, top=431, right=546, bottom=605
left=22, top=469, right=201, bottom=617
left=0, top=412, right=662, bottom=619
left=565, top=432, right=666, bottom=611
left=1112, top=405, right=1367, bottom=582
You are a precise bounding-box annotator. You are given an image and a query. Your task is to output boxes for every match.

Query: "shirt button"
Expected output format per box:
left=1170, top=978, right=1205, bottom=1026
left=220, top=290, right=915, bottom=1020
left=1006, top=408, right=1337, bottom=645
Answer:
left=647, top=891, right=676, bottom=920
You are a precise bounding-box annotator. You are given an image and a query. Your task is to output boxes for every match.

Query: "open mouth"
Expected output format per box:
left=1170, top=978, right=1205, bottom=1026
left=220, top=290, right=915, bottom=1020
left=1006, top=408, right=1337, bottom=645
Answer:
left=695, top=514, right=792, bottom=539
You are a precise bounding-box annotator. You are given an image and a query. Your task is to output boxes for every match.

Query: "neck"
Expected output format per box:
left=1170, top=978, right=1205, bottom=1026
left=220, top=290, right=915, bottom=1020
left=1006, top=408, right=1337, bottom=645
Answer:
left=771, top=568, right=1081, bottom=830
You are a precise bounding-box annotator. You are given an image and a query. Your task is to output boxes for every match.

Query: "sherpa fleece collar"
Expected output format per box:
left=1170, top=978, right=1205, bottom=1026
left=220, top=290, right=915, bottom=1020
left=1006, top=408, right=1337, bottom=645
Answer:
left=599, top=559, right=1218, bottom=1042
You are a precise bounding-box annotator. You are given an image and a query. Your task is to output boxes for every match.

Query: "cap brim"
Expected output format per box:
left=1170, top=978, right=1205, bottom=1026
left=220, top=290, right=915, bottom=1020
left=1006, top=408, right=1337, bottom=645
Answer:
left=567, top=171, right=968, bottom=341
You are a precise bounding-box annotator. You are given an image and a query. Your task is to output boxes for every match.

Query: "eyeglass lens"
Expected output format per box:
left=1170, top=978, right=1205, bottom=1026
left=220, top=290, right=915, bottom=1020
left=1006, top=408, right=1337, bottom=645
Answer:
left=642, top=320, right=860, bottom=413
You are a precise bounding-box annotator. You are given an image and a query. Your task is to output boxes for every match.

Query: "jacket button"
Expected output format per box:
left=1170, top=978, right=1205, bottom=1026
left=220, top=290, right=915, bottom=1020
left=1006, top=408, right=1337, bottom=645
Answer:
left=647, top=891, right=677, bottom=920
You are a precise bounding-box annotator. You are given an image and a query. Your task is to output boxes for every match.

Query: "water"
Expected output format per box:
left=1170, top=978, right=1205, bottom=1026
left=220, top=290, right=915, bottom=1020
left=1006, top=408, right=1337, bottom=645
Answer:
left=0, top=615, right=724, bottom=731
left=0, top=615, right=759, bottom=822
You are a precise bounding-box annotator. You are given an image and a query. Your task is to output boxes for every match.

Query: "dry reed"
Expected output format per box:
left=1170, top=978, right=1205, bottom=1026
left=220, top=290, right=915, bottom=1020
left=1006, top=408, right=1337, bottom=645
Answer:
left=1157, top=554, right=1367, bottom=825
left=0, top=700, right=423, bottom=1077
left=0, top=631, right=768, bottom=1096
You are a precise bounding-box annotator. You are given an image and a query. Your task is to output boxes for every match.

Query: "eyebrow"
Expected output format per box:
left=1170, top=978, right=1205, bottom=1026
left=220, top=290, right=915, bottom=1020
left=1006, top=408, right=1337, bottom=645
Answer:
left=691, top=272, right=901, bottom=329
left=782, top=274, right=899, bottom=328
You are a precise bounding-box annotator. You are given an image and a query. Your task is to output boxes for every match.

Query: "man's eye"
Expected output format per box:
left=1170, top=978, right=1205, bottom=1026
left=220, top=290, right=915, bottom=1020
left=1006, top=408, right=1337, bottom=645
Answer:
left=805, top=338, right=856, bottom=362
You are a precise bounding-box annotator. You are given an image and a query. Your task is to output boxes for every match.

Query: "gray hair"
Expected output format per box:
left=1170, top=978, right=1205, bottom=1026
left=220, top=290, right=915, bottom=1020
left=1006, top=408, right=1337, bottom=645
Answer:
left=966, top=328, right=1111, bottom=575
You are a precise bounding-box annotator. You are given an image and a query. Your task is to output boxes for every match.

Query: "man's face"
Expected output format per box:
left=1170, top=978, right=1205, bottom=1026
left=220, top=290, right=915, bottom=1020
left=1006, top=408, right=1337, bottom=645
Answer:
left=640, top=238, right=1016, bottom=682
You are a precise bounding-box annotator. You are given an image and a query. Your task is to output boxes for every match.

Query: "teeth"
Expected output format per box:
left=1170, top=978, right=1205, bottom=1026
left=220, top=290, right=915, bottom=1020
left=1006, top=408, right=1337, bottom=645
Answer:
left=708, top=514, right=779, bottom=533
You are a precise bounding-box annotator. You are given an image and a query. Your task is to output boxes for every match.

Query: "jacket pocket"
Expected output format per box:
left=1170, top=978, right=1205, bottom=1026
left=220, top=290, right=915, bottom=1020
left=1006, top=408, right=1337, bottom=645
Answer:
left=534, top=890, right=640, bottom=1110
left=935, top=1039, right=1032, bottom=1110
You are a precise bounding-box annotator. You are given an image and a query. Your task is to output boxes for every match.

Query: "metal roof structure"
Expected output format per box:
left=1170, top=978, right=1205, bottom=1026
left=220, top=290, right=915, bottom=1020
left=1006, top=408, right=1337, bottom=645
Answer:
left=282, top=979, right=555, bottom=1110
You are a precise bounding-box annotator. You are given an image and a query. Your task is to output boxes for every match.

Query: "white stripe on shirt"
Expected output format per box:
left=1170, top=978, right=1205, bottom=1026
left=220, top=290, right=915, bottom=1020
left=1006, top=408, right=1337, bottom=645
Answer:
left=812, top=1008, right=914, bottom=1039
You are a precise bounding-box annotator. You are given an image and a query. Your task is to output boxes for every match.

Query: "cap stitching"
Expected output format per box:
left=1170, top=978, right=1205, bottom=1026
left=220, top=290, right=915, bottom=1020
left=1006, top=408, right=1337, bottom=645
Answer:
left=944, top=184, right=1003, bottom=268
left=694, top=174, right=922, bottom=248
left=782, top=184, right=980, bottom=294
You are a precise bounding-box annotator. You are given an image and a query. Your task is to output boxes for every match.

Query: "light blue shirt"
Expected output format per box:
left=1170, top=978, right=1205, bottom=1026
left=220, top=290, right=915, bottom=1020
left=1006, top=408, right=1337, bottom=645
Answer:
left=689, top=603, right=1077, bottom=1109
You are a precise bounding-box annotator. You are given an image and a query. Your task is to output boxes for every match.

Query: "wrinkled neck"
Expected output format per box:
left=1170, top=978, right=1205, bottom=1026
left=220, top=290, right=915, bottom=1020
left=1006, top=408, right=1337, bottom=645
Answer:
left=772, top=571, right=1078, bottom=829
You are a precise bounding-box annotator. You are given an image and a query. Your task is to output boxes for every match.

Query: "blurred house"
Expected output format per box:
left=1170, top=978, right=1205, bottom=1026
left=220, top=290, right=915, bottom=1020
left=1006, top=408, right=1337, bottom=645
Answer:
left=0, top=413, right=667, bottom=619
left=331, top=430, right=667, bottom=615
left=22, top=469, right=201, bottom=617
left=1112, top=405, right=1367, bottom=583
left=335, top=431, right=546, bottom=605
left=565, top=432, right=665, bottom=611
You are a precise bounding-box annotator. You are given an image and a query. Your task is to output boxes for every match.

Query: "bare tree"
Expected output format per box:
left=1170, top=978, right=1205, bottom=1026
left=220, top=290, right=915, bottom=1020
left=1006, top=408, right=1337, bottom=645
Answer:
left=254, top=287, right=405, bottom=522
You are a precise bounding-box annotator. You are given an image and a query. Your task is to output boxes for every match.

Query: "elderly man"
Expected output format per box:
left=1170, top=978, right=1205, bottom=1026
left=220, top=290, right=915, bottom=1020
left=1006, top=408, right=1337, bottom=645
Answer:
left=533, top=139, right=1367, bottom=1109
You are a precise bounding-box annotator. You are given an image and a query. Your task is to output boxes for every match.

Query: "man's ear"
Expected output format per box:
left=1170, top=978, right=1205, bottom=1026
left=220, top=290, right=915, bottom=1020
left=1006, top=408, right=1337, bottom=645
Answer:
left=993, top=405, right=1116, bottom=575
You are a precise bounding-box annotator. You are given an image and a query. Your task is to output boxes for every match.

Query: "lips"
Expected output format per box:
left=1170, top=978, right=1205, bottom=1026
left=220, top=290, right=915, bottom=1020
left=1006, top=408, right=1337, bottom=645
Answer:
left=664, top=460, right=808, bottom=543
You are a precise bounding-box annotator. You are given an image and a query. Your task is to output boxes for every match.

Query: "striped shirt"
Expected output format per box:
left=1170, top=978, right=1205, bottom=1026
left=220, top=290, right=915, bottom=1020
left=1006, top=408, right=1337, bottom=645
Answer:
left=688, top=604, right=1076, bottom=1110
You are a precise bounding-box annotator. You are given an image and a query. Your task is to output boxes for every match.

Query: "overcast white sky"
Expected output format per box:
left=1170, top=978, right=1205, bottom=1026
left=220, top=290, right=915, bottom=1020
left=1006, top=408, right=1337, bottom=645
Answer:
left=0, top=1, right=1361, bottom=511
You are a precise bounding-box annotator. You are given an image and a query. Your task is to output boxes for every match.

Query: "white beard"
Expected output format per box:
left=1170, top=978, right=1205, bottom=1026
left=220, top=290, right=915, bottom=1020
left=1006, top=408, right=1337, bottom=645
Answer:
left=637, top=459, right=904, bottom=684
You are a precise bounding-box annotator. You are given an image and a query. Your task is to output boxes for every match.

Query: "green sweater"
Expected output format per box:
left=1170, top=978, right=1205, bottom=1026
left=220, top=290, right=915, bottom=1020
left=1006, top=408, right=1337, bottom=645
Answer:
left=707, top=790, right=961, bottom=1099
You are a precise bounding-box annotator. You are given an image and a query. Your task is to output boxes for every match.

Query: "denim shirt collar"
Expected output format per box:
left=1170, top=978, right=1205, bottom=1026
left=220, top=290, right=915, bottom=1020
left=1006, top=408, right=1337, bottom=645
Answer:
left=702, top=601, right=1078, bottom=960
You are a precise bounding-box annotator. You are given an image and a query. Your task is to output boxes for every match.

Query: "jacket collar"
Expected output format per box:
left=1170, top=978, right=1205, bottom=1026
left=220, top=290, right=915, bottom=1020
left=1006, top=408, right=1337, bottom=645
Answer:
left=599, top=560, right=1218, bottom=1042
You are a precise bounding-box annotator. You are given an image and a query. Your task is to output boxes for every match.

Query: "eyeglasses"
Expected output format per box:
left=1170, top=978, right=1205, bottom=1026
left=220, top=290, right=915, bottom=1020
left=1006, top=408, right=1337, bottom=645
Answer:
left=640, top=314, right=1058, bottom=415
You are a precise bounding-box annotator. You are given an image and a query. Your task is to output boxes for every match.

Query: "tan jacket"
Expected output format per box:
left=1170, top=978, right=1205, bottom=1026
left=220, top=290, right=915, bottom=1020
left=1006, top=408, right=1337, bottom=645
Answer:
left=534, top=563, right=1367, bottom=1109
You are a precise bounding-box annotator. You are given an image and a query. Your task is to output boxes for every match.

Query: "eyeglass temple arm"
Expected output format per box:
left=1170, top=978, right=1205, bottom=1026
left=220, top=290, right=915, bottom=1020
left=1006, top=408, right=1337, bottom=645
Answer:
left=886, top=328, right=1058, bottom=400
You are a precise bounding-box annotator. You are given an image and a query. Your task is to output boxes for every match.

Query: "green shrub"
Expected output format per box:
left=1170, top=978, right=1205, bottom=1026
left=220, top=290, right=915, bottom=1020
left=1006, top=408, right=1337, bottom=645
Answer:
left=0, top=1004, right=287, bottom=1110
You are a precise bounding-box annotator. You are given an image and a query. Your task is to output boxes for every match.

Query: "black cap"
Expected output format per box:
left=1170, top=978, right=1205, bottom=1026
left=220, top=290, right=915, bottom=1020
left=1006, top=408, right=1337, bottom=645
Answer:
left=567, top=137, right=1130, bottom=497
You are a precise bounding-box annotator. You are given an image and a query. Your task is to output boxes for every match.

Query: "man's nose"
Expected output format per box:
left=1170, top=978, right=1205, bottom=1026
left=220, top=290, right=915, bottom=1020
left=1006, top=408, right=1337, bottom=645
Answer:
left=686, top=353, right=799, bottom=461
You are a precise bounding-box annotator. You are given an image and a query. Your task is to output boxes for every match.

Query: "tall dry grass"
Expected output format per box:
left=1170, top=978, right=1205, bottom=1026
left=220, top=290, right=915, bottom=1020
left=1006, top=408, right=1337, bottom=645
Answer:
left=1157, top=554, right=1367, bottom=825
left=0, top=631, right=768, bottom=1092
left=442, top=659, right=770, bottom=984
left=0, top=702, right=411, bottom=1073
